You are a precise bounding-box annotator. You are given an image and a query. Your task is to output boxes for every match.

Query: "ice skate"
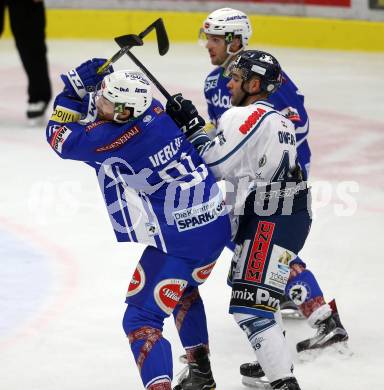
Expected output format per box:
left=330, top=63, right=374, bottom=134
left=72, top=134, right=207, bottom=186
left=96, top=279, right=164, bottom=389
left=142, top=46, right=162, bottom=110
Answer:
left=240, top=362, right=271, bottom=389
left=173, top=346, right=216, bottom=390
left=27, top=100, right=49, bottom=126
left=270, top=377, right=301, bottom=389
left=296, top=299, right=349, bottom=353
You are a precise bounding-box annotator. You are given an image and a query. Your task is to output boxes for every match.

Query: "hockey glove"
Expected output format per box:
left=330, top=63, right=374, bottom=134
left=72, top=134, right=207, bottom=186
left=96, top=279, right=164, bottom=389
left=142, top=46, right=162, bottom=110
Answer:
left=166, top=94, right=205, bottom=138
left=61, top=58, right=113, bottom=99
left=50, top=91, right=83, bottom=124
left=79, top=92, right=98, bottom=124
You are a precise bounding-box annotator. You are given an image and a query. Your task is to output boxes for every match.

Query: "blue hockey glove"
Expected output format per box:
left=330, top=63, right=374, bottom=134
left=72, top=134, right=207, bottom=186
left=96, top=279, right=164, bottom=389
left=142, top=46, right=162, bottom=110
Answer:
left=50, top=91, right=98, bottom=124
left=50, top=91, right=83, bottom=123
left=166, top=94, right=205, bottom=138
left=61, top=58, right=113, bottom=99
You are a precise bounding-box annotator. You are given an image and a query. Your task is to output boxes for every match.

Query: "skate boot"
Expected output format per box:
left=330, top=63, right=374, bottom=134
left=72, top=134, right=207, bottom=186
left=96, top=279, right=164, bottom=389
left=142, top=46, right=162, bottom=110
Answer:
left=27, top=101, right=49, bottom=119
left=240, top=362, right=270, bottom=388
left=280, top=295, right=304, bottom=320
left=296, top=299, right=348, bottom=353
left=173, top=346, right=216, bottom=390
left=27, top=100, right=49, bottom=126
left=271, top=377, right=301, bottom=390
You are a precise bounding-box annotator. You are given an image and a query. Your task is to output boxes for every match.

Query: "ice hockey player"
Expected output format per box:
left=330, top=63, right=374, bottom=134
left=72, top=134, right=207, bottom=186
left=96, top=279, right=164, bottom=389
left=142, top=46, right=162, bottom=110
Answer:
left=45, top=59, right=231, bottom=390
left=199, top=7, right=349, bottom=373
left=167, top=49, right=311, bottom=390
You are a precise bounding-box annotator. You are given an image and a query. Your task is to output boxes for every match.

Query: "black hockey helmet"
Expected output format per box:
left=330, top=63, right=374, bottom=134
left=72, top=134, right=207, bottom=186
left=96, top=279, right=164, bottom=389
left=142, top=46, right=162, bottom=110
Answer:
left=228, top=50, right=282, bottom=94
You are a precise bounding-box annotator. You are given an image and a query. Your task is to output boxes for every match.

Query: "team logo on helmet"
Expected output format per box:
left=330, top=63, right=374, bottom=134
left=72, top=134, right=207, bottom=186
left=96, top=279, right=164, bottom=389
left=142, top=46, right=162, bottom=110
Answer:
left=154, top=279, right=188, bottom=314
left=126, top=264, right=146, bottom=297
left=192, top=261, right=217, bottom=284
left=259, top=54, right=275, bottom=64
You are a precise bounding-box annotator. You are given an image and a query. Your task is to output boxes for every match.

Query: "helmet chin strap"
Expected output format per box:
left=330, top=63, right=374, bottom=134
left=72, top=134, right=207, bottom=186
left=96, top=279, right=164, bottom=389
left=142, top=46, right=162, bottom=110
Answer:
left=113, top=105, right=134, bottom=123
left=113, top=113, right=129, bottom=123
left=222, top=44, right=244, bottom=69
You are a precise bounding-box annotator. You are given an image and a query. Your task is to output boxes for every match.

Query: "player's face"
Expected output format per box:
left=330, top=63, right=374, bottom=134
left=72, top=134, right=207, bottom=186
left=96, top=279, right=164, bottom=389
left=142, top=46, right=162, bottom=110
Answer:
left=227, top=69, right=246, bottom=106
left=205, top=34, right=229, bottom=66
left=96, top=95, right=130, bottom=122
left=96, top=95, right=115, bottom=120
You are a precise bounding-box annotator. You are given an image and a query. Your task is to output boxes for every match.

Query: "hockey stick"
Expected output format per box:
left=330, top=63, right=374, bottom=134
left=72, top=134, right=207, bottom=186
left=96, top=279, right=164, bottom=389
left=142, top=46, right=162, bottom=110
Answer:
left=97, top=18, right=169, bottom=75
left=114, top=34, right=173, bottom=102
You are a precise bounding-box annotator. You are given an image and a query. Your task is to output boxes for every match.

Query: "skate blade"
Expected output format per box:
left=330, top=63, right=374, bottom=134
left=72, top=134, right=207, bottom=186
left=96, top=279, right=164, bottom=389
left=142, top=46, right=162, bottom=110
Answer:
left=27, top=116, right=46, bottom=128
left=281, top=309, right=305, bottom=320
left=297, top=341, right=353, bottom=362
left=242, top=375, right=271, bottom=389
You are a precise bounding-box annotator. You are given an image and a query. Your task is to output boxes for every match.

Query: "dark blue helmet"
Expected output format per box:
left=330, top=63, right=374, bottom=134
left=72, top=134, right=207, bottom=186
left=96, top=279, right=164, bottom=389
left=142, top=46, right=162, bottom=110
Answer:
left=230, top=50, right=282, bottom=94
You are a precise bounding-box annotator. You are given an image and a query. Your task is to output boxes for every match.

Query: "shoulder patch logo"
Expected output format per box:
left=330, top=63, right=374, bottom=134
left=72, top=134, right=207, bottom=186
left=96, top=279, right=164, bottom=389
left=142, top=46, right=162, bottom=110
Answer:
left=281, top=106, right=301, bottom=122
left=205, top=74, right=220, bottom=92
left=239, top=108, right=266, bottom=134
left=153, top=106, right=164, bottom=115
left=95, top=125, right=140, bottom=152
left=50, top=125, right=72, bottom=154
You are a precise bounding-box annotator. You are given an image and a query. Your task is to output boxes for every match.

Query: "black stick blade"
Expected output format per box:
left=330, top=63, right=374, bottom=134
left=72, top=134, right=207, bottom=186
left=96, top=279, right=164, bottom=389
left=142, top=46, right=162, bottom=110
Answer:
left=114, top=34, right=143, bottom=48
left=153, top=18, right=169, bottom=56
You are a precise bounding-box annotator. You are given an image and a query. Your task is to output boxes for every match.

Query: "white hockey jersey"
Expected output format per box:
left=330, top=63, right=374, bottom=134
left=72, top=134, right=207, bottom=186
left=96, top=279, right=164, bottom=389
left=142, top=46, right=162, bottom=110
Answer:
left=201, top=101, right=298, bottom=231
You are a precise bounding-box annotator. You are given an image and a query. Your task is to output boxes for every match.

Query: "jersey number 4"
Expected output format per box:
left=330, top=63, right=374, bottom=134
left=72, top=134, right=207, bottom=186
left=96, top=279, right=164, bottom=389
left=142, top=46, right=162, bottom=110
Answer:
left=271, top=150, right=290, bottom=182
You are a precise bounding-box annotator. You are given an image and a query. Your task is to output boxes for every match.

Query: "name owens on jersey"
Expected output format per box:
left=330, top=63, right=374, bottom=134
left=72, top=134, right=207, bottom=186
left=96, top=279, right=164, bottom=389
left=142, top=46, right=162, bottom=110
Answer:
left=199, top=102, right=307, bottom=230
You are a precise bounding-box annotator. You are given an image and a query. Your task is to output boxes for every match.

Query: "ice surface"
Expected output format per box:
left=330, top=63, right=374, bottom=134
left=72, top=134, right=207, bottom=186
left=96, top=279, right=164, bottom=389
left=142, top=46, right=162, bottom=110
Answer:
left=1, top=39, right=384, bottom=389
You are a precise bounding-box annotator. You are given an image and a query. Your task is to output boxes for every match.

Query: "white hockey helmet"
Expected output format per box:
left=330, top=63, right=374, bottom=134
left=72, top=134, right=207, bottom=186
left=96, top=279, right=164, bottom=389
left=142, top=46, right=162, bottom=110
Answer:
left=99, top=69, right=152, bottom=121
left=201, top=8, right=252, bottom=48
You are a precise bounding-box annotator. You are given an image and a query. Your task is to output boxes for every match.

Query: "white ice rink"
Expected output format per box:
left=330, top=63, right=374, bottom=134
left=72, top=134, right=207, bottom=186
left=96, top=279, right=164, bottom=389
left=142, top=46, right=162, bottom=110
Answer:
left=1, top=38, right=384, bottom=389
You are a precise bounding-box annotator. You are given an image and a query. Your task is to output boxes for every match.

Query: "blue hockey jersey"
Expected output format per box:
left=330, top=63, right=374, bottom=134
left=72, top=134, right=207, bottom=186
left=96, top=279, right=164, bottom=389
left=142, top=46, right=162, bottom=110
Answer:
left=46, top=97, right=231, bottom=260
left=204, top=67, right=311, bottom=179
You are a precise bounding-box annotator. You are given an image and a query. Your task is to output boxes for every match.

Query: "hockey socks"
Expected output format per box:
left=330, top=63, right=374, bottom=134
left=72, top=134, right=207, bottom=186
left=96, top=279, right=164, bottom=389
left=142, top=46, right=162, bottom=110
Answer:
left=234, top=313, right=294, bottom=383
left=285, top=268, right=326, bottom=318
left=173, top=286, right=209, bottom=349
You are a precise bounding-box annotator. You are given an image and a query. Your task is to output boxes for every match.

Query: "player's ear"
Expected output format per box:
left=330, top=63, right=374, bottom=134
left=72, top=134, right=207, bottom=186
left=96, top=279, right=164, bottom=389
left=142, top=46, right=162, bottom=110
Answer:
left=248, top=77, right=261, bottom=94
left=229, top=37, right=242, bottom=53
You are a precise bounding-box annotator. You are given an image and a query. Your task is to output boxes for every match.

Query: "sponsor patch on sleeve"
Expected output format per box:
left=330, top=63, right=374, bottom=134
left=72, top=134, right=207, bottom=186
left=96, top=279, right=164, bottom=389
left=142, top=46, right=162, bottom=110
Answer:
left=50, top=125, right=72, bottom=154
left=239, top=108, right=266, bottom=134
left=95, top=125, right=141, bottom=152
left=50, top=105, right=81, bottom=123
left=281, top=106, right=301, bottom=122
